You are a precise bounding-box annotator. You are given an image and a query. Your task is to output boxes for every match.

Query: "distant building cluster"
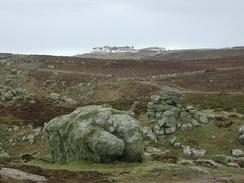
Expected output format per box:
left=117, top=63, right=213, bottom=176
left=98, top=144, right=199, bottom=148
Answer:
left=91, top=46, right=166, bottom=54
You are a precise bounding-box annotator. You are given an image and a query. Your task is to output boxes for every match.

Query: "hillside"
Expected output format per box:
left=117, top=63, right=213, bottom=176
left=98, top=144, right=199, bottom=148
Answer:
left=0, top=50, right=244, bottom=182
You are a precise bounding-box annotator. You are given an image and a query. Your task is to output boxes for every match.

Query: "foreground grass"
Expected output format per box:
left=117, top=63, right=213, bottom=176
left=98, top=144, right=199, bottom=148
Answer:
left=28, top=160, right=244, bottom=183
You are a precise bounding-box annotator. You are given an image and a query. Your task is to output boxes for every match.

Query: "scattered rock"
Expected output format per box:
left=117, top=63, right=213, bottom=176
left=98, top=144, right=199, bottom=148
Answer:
left=239, top=134, right=244, bottom=145
left=43, top=105, right=144, bottom=163
left=144, top=147, right=170, bottom=161
left=186, top=105, right=194, bottom=112
left=22, top=134, right=35, bottom=144
left=182, top=146, right=206, bottom=157
left=193, top=159, right=223, bottom=168
left=227, top=162, right=240, bottom=168
left=239, top=126, right=244, bottom=135
left=143, top=127, right=157, bottom=143
left=170, top=136, right=177, bottom=145
left=33, top=127, right=42, bottom=136
left=0, top=168, right=47, bottom=182
left=61, top=96, right=77, bottom=104
left=231, top=149, right=244, bottom=157
left=213, top=155, right=235, bottom=165
left=13, top=126, right=19, bottom=132
left=191, top=148, right=207, bottom=157
left=180, top=124, right=188, bottom=131
left=3, top=90, right=14, bottom=101
left=199, top=115, right=208, bottom=124
left=0, top=147, right=9, bottom=158
left=183, top=146, right=192, bottom=156
left=150, top=95, right=162, bottom=104
left=237, top=157, right=244, bottom=168
left=48, top=93, right=61, bottom=100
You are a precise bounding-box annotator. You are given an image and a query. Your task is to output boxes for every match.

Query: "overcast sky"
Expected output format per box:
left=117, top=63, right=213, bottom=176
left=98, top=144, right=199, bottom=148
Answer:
left=0, top=0, right=244, bottom=55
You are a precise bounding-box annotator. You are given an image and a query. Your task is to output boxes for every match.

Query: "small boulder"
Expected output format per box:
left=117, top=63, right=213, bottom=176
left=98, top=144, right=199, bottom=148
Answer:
left=0, top=147, right=9, bottom=158
left=239, top=134, right=244, bottom=145
left=61, top=96, right=77, bottom=104
left=183, top=146, right=192, bottom=156
left=231, top=149, right=244, bottom=157
left=199, top=115, right=208, bottom=124
left=213, top=155, right=235, bottom=165
left=191, top=148, right=207, bottom=157
left=3, top=90, right=14, bottom=101
left=239, top=126, right=244, bottom=135
left=193, top=159, right=223, bottom=168
left=0, top=168, right=47, bottom=182
left=48, top=93, right=61, bottom=100
left=150, top=95, right=162, bottom=104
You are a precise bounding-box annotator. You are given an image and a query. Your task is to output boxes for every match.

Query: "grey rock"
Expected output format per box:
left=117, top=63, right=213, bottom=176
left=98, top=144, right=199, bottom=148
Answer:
left=237, top=157, right=244, bottom=168
left=239, top=134, right=244, bottom=145
left=173, top=142, right=182, bottom=148
left=231, top=149, right=244, bottom=157
left=3, top=90, right=14, bottom=101
left=13, top=126, right=19, bottom=132
left=227, top=162, right=240, bottom=168
left=143, top=127, right=157, bottom=143
left=191, top=148, right=206, bottom=157
left=213, top=155, right=235, bottom=165
left=186, top=105, right=194, bottom=111
left=183, top=146, right=192, bottom=156
left=170, top=136, right=177, bottom=145
left=144, top=147, right=169, bottom=160
left=0, top=168, right=47, bottom=182
left=187, top=123, right=193, bottom=130
left=193, top=159, right=223, bottom=168
left=43, top=105, right=144, bottom=163
left=151, top=95, right=162, bottom=104
left=61, top=96, right=77, bottom=104
left=164, top=127, right=176, bottom=135
left=239, top=126, right=244, bottom=135
left=181, top=124, right=188, bottom=131
left=22, top=134, right=35, bottom=144
left=155, top=112, right=163, bottom=118
left=48, top=93, right=61, bottom=100
left=199, top=115, right=209, bottom=124
left=0, top=147, right=9, bottom=158
left=191, top=120, right=200, bottom=127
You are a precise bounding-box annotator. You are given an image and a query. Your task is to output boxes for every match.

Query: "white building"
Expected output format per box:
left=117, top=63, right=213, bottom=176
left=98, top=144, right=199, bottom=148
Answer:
left=91, top=46, right=137, bottom=53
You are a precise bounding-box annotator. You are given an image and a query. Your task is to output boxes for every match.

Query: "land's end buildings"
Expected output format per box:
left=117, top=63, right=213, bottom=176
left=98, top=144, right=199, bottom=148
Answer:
left=91, top=46, right=166, bottom=54
left=92, top=46, right=137, bottom=53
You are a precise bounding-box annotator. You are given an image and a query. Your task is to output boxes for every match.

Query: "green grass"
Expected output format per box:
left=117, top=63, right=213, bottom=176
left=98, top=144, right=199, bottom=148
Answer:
left=27, top=159, right=244, bottom=183
left=183, top=94, right=244, bottom=114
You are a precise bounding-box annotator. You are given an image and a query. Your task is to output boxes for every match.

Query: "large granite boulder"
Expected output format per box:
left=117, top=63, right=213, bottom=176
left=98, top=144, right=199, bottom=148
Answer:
left=43, top=105, right=144, bottom=163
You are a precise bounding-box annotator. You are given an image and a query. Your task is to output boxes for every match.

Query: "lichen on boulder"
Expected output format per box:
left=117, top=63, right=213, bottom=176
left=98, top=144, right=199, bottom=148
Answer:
left=43, top=105, right=144, bottom=163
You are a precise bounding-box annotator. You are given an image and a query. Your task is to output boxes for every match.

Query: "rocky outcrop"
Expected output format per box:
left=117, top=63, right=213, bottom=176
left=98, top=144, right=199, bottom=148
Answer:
left=43, top=105, right=144, bottom=163
left=0, top=87, right=25, bottom=102
left=144, top=92, right=208, bottom=143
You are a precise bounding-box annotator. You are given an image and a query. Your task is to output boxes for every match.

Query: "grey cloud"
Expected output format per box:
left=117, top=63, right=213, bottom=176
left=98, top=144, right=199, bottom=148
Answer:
left=0, top=0, right=243, bottom=55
